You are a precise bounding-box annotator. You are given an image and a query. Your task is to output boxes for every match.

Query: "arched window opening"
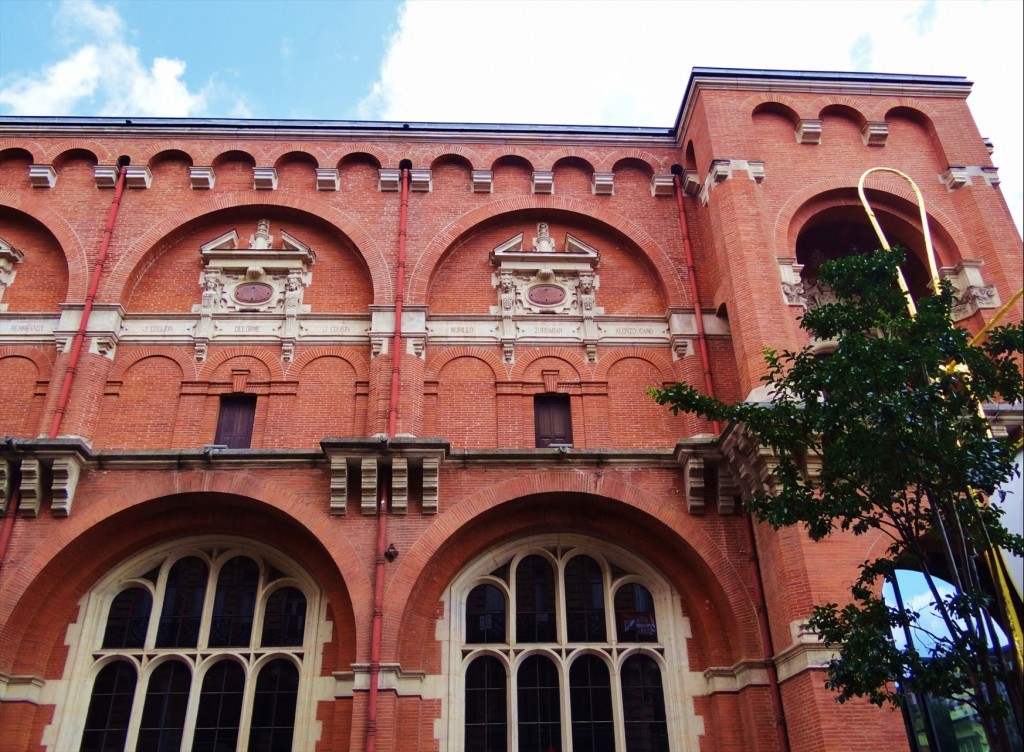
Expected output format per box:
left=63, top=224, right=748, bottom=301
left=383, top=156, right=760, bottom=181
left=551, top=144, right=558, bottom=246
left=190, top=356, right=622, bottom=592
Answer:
left=56, top=539, right=323, bottom=752
left=565, top=556, right=606, bottom=642
left=465, top=655, right=508, bottom=752
left=517, top=654, right=561, bottom=752
left=615, top=583, right=658, bottom=642
left=157, top=556, right=208, bottom=648
left=795, top=213, right=932, bottom=306
left=81, top=661, right=137, bottom=752
left=249, top=659, right=300, bottom=752
left=194, top=660, right=245, bottom=750
left=209, top=556, right=260, bottom=647
left=467, top=583, right=507, bottom=643
left=452, top=537, right=685, bottom=750
left=261, top=587, right=307, bottom=647
left=569, top=655, right=614, bottom=751
left=138, top=660, right=190, bottom=751
left=516, top=555, right=556, bottom=642
left=621, top=655, right=669, bottom=752
left=103, top=587, right=152, bottom=648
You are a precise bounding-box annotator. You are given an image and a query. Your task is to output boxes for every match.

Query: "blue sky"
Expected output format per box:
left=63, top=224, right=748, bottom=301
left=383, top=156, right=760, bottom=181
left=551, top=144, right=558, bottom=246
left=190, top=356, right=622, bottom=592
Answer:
left=0, top=0, right=1021, bottom=231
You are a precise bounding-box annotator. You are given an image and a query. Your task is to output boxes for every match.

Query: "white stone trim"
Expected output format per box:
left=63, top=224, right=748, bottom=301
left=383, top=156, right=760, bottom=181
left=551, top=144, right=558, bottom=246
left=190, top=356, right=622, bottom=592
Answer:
left=93, top=165, right=118, bottom=188
left=124, top=165, right=152, bottom=189
left=532, top=170, right=554, bottom=194
left=189, top=166, right=215, bottom=189
left=29, top=164, right=57, bottom=188
left=861, top=121, right=889, bottom=147
left=940, top=165, right=1001, bottom=191
left=253, top=166, right=278, bottom=190
left=796, top=119, right=822, bottom=145
left=471, top=170, right=493, bottom=193
left=315, top=167, right=339, bottom=191
left=592, top=172, right=614, bottom=195
left=409, top=168, right=432, bottom=192
left=651, top=173, right=674, bottom=196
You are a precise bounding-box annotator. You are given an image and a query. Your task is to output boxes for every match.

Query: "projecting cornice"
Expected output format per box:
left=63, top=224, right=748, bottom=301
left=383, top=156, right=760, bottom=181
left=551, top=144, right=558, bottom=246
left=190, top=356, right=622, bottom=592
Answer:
left=672, top=67, right=972, bottom=145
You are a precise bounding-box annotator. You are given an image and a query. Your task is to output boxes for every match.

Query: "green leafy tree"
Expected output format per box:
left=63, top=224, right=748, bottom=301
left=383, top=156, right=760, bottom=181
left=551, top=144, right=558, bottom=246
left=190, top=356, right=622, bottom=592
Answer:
left=650, top=249, right=1023, bottom=752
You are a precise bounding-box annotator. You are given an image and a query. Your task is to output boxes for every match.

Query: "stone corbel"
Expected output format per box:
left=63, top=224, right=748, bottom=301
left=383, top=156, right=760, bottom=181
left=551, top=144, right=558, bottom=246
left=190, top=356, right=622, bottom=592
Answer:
left=316, top=168, right=340, bottom=191
left=0, top=239, right=25, bottom=310
left=472, top=170, right=493, bottom=193
left=502, top=340, right=515, bottom=364
left=125, top=165, right=152, bottom=189
left=684, top=455, right=705, bottom=514
left=717, top=464, right=739, bottom=515
left=592, top=172, right=614, bottom=195
left=89, top=335, right=118, bottom=360
left=777, top=257, right=806, bottom=307
left=409, top=168, right=432, bottom=192
left=532, top=171, right=554, bottom=194
left=93, top=165, right=119, bottom=188
left=29, top=164, right=57, bottom=188
left=391, top=458, right=409, bottom=514
left=861, top=121, right=888, bottom=147
left=650, top=173, right=674, bottom=197
left=941, top=260, right=1000, bottom=321
left=681, top=169, right=700, bottom=196
left=795, top=119, right=822, bottom=145
left=329, top=456, right=348, bottom=515
left=51, top=454, right=82, bottom=516
left=253, top=167, right=278, bottom=190
left=0, top=460, right=12, bottom=513
left=18, top=458, right=43, bottom=517
left=378, top=168, right=400, bottom=192
left=361, top=458, right=378, bottom=515
left=190, top=166, right=216, bottom=189
left=194, top=339, right=209, bottom=363
left=422, top=456, right=440, bottom=513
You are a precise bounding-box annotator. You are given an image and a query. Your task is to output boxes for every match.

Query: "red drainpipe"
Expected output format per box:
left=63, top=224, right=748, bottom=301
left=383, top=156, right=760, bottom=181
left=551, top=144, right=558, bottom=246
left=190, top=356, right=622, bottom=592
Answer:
left=1, top=160, right=127, bottom=577
left=366, top=163, right=410, bottom=752
left=672, top=169, right=791, bottom=752
left=49, top=160, right=128, bottom=438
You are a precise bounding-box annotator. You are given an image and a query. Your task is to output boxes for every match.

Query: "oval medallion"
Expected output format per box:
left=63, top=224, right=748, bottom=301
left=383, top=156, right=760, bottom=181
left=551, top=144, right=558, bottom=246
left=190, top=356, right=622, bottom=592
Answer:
left=527, top=284, right=565, bottom=306
left=234, top=282, right=274, bottom=305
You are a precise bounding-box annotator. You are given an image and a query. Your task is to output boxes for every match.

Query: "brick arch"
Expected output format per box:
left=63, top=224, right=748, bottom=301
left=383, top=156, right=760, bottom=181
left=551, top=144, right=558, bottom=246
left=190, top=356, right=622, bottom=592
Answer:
left=744, top=92, right=807, bottom=124
left=271, top=148, right=321, bottom=169
left=101, top=194, right=388, bottom=303
left=198, top=346, right=286, bottom=381
left=0, top=146, right=35, bottom=163
left=147, top=148, right=194, bottom=167
left=511, top=348, right=588, bottom=381
left=424, top=346, right=505, bottom=380
left=593, top=347, right=675, bottom=382
left=409, top=198, right=684, bottom=305
left=542, top=148, right=601, bottom=172
left=209, top=147, right=259, bottom=167
left=107, top=347, right=197, bottom=381
left=50, top=142, right=106, bottom=166
left=0, top=345, right=54, bottom=374
left=423, top=145, right=482, bottom=170
left=597, top=148, right=666, bottom=174
left=336, top=145, right=389, bottom=169
left=287, top=345, right=369, bottom=379
left=0, top=192, right=87, bottom=298
left=391, top=474, right=760, bottom=668
left=772, top=178, right=971, bottom=267
left=870, top=96, right=941, bottom=125
left=811, top=96, right=869, bottom=126
left=609, top=156, right=655, bottom=177
left=0, top=475, right=365, bottom=678
left=488, top=149, right=538, bottom=172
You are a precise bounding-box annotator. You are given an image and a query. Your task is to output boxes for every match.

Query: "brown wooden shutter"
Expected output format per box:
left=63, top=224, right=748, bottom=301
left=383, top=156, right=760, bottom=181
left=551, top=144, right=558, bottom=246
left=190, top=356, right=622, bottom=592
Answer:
left=215, top=395, right=257, bottom=449
left=535, top=394, right=573, bottom=448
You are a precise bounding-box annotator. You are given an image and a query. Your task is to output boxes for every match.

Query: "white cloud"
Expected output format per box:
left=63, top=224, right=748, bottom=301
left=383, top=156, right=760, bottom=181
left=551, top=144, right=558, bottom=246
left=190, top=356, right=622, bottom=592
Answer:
left=359, top=0, right=1022, bottom=232
left=0, top=0, right=236, bottom=117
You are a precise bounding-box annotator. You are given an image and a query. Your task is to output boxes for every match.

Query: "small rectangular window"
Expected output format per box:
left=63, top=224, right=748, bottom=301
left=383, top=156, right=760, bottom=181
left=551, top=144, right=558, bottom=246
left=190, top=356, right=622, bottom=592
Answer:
left=215, top=395, right=256, bottom=449
left=535, top=394, right=572, bottom=448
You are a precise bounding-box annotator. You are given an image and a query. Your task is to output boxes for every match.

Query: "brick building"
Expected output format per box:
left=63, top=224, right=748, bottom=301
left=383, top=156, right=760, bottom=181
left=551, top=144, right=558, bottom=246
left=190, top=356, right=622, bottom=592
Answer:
left=0, top=68, right=1020, bottom=751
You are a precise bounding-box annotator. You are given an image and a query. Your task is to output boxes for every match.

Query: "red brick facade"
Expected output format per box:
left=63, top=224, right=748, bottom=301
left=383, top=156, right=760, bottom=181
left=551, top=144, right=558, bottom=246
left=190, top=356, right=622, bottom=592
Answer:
left=0, top=68, right=1020, bottom=751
